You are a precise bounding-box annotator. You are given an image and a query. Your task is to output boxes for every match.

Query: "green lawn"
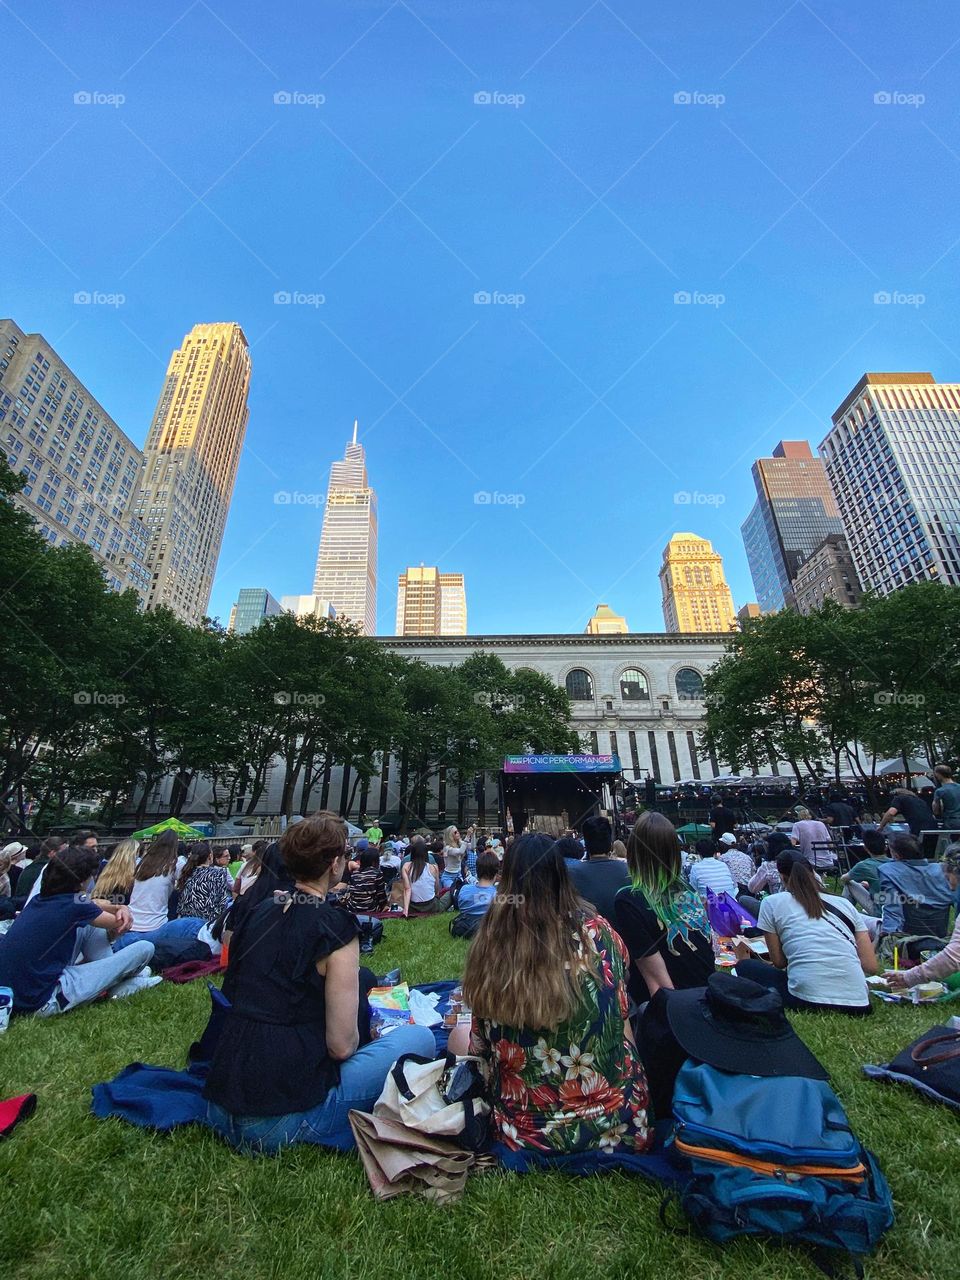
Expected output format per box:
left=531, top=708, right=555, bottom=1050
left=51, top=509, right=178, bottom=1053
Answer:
left=1, top=916, right=957, bottom=1280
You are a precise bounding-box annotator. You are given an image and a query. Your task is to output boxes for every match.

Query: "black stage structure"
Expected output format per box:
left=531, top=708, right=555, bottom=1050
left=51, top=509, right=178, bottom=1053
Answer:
left=498, top=754, right=623, bottom=836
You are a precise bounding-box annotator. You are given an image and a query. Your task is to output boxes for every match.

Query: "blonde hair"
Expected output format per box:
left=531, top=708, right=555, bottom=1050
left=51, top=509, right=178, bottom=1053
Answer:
left=462, top=834, right=594, bottom=1032
left=444, top=824, right=460, bottom=847
left=94, top=839, right=139, bottom=899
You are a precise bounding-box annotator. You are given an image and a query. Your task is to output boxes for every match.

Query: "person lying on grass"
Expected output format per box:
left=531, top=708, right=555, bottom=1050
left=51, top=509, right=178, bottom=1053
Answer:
left=448, top=833, right=652, bottom=1155
left=203, top=811, right=433, bottom=1154
left=0, top=846, right=156, bottom=1015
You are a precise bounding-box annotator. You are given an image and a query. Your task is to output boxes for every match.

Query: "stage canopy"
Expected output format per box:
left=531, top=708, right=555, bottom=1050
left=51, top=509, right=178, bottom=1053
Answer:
left=502, top=754, right=622, bottom=775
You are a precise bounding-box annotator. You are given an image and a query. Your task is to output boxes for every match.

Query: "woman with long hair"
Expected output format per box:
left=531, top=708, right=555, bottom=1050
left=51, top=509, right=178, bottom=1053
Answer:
left=113, top=829, right=206, bottom=952
left=449, top=833, right=651, bottom=1155
left=734, top=849, right=876, bottom=1014
left=400, top=837, right=444, bottom=915
left=204, top=812, right=433, bottom=1153
left=93, top=839, right=139, bottom=904
left=176, top=842, right=232, bottom=924
left=439, top=824, right=464, bottom=890
left=613, top=812, right=713, bottom=1004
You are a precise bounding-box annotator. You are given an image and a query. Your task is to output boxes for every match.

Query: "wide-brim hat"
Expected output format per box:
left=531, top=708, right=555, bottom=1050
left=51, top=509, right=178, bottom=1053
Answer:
left=666, top=973, right=829, bottom=1080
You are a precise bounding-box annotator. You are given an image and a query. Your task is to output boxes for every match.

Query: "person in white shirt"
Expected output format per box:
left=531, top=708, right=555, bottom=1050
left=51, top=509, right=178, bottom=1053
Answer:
left=734, top=849, right=876, bottom=1014
left=790, top=808, right=836, bottom=869
left=112, top=831, right=206, bottom=953
left=687, top=844, right=738, bottom=898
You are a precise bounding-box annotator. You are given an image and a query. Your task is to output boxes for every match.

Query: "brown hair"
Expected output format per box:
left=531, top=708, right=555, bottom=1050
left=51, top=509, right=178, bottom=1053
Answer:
left=462, top=834, right=594, bottom=1032
left=176, top=842, right=213, bottom=892
left=776, top=849, right=824, bottom=919
left=406, top=837, right=430, bottom=883
left=280, top=810, right=347, bottom=881
left=134, top=830, right=180, bottom=882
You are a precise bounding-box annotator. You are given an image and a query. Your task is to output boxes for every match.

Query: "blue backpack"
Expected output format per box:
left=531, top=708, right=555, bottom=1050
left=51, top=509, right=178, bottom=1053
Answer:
left=667, top=1062, right=894, bottom=1272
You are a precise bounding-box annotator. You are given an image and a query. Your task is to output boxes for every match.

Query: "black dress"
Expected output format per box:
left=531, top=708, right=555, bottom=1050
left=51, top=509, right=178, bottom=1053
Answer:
left=204, top=894, right=358, bottom=1116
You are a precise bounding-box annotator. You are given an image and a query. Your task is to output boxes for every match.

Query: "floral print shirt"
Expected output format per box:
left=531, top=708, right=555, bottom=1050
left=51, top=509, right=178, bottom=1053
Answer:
left=472, top=915, right=652, bottom=1155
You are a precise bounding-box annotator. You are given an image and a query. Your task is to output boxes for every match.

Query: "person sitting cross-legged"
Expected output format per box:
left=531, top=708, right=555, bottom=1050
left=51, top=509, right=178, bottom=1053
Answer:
left=448, top=833, right=652, bottom=1156
left=204, top=812, right=433, bottom=1154
left=0, top=846, right=156, bottom=1015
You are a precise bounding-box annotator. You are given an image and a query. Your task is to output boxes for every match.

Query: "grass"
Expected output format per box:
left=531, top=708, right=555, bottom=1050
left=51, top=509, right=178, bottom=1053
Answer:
left=1, top=915, right=958, bottom=1280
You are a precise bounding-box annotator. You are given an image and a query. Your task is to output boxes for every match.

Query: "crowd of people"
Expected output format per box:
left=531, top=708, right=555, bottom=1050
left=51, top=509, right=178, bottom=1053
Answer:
left=0, top=786, right=958, bottom=1163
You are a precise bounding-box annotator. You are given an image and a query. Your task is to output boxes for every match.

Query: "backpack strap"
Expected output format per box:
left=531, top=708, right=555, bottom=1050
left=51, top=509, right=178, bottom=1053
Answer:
left=911, top=1032, right=960, bottom=1067
left=821, top=899, right=858, bottom=944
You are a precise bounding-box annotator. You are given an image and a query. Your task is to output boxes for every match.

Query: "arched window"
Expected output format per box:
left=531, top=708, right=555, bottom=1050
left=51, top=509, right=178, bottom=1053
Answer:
left=619, top=668, right=649, bottom=701
left=675, top=667, right=705, bottom=701
left=565, top=668, right=594, bottom=701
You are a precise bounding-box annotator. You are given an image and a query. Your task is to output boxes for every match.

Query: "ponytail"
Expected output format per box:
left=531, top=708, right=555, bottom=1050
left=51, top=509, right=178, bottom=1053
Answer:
left=776, top=849, right=824, bottom=919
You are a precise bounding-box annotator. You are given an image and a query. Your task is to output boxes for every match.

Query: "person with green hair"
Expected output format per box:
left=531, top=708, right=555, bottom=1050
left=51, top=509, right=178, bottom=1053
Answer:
left=613, top=811, right=714, bottom=1006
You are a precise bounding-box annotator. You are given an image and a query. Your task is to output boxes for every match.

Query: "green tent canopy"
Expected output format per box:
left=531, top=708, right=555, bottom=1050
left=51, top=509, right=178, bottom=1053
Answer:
left=676, top=822, right=712, bottom=837
left=131, top=817, right=205, bottom=841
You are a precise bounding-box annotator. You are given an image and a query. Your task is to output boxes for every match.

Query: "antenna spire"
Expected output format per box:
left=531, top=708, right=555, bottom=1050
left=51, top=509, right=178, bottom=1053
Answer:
left=352, top=418, right=358, bottom=445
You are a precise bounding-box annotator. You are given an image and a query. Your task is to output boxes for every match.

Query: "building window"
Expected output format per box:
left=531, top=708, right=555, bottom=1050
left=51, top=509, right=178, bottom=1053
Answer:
left=619, top=668, right=649, bottom=700
left=565, top=668, right=594, bottom=701
left=675, top=667, right=705, bottom=701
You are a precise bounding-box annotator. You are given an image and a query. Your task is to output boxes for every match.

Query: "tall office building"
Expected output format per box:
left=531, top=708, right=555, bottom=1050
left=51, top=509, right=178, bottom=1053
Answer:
left=792, top=534, right=864, bottom=615
left=228, top=586, right=281, bottom=635
left=820, top=373, right=960, bottom=595
left=280, top=593, right=337, bottom=622
left=741, top=440, right=846, bottom=612
left=659, top=532, right=737, bottom=633
left=395, top=565, right=467, bottom=636
left=585, top=603, right=628, bottom=634
left=313, top=423, right=377, bottom=635
left=0, top=317, right=150, bottom=600
left=135, top=323, right=251, bottom=624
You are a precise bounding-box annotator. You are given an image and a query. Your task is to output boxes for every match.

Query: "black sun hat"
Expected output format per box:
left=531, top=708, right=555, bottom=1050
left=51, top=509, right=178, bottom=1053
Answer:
left=665, top=972, right=829, bottom=1080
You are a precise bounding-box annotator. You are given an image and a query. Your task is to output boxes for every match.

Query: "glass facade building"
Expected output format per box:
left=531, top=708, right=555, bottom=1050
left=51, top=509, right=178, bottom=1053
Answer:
left=820, top=373, right=960, bottom=595
left=229, top=587, right=281, bottom=635
left=741, top=441, right=845, bottom=612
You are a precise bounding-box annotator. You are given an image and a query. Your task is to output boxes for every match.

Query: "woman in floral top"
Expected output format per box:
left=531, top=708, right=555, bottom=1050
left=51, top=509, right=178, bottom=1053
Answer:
left=450, top=834, right=651, bottom=1156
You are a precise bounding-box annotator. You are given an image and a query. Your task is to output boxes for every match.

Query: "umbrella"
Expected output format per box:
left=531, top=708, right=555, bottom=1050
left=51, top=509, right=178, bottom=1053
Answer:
left=876, top=758, right=932, bottom=777
left=677, top=823, right=712, bottom=837
left=131, top=816, right=206, bottom=841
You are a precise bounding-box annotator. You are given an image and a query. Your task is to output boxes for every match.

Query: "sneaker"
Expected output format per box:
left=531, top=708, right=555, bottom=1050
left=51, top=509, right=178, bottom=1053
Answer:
left=110, top=968, right=163, bottom=999
left=34, top=993, right=62, bottom=1018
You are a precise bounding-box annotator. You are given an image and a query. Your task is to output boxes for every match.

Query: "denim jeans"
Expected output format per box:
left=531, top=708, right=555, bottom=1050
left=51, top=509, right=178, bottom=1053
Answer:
left=113, top=917, right=205, bottom=951
left=205, top=1022, right=437, bottom=1154
left=57, top=926, right=155, bottom=1010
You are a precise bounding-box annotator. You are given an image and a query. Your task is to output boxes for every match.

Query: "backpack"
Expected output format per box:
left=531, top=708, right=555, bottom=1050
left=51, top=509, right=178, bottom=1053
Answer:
left=449, top=911, right=482, bottom=939
left=667, top=1061, right=894, bottom=1273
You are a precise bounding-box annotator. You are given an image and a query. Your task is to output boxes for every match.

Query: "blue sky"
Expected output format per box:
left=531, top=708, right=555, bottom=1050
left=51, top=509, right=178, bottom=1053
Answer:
left=5, top=1, right=960, bottom=634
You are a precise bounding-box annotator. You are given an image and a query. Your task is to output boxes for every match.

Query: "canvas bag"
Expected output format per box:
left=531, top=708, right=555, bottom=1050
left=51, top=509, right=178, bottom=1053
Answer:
left=349, top=1109, right=474, bottom=1203
left=864, top=1025, right=960, bottom=1110
left=374, top=1051, right=489, bottom=1149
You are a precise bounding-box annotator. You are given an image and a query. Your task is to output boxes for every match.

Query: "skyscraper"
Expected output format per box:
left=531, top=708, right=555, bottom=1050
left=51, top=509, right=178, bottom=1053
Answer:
left=585, top=603, right=628, bottom=634
left=659, top=533, right=736, bottom=633
left=792, top=534, right=864, bottom=615
left=820, top=373, right=960, bottom=595
left=313, top=423, right=377, bottom=634
left=280, top=594, right=337, bottom=623
left=741, top=440, right=846, bottom=611
left=395, top=565, right=467, bottom=636
left=0, top=317, right=150, bottom=601
left=135, top=323, right=251, bottom=624
left=228, top=586, right=281, bottom=635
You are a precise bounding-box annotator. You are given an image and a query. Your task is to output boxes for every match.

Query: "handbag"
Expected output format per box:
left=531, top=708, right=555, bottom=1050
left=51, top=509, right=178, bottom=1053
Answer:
left=705, top=890, right=757, bottom=937
left=374, top=1051, right=490, bottom=1150
left=864, top=1025, right=960, bottom=1109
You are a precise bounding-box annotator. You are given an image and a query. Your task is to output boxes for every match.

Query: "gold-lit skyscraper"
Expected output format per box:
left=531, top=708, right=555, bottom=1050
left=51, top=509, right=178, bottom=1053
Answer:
left=395, top=565, right=467, bottom=636
left=313, top=423, right=377, bottom=635
left=135, top=323, right=251, bottom=624
left=659, top=533, right=736, bottom=633
left=585, top=603, right=628, bottom=634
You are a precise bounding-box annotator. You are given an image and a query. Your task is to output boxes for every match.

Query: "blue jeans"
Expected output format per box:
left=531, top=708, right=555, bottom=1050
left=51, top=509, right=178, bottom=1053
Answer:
left=113, top=917, right=205, bottom=951
left=57, top=927, right=155, bottom=1010
left=205, top=1022, right=437, bottom=1154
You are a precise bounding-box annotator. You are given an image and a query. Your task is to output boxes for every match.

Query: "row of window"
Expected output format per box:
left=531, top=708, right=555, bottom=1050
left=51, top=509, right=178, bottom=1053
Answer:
left=563, top=667, right=705, bottom=702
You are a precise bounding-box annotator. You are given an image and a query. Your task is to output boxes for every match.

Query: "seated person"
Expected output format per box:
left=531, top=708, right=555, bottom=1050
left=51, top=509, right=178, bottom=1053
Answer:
left=400, top=838, right=446, bottom=915
left=613, top=812, right=713, bottom=1006
left=454, top=851, right=499, bottom=918
left=790, top=807, right=836, bottom=870
left=176, top=843, right=233, bottom=924
left=746, top=831, right=792, bottom=898
left=877, top=833, right=954, bottom=954
left=378, top=841, right=402, bottom=889
left=734, top=850, right=876, bottom=1015
left=0, top=846, right=155, bottom=1014
left=888, top=845, right=960, bottom=992
left=449, top=833, right=652, bottom=1153
left=113, top=830, right=207, bottom=953
left=341, top=847, right=388, bottom=915
left=566, top=816, right=631, bottom=922
left=718, top=833, right=755, bottom=892
left=687, top=840, right=738, bottom=899
left=841, top=829, right=890, bottom=914
left=204, top=812, right=434, bottom=1153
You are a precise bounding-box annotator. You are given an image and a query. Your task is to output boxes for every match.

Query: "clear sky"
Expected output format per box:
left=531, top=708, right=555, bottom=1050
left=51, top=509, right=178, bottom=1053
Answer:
left=5, top=1, right=960, bottom=634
